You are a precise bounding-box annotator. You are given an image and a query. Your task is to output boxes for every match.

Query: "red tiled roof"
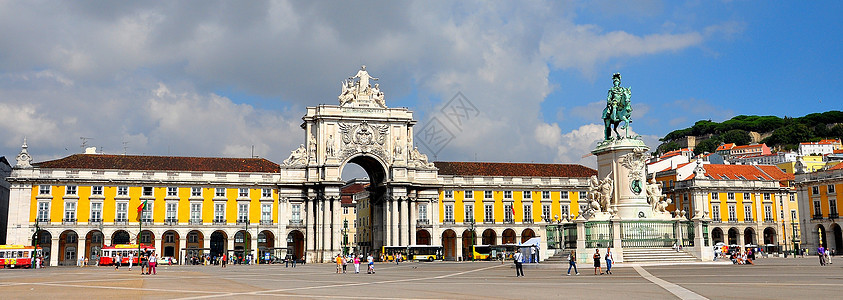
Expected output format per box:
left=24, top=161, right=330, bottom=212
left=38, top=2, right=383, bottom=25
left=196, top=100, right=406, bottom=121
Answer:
left=829, top=163, right=843, bottom=171
left=433, top=161, right=597, bottom=177
left=702, top=164, right=774, bottom=180
left=715, top=143, right=735, bottom=151
left=35, top=154, right=280, bottom=173
left=756, top=165, right=794, bottom=181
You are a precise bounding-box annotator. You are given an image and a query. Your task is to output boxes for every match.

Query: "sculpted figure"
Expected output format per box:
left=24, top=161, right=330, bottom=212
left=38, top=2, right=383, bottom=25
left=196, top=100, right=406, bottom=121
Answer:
left=372, top=83, right=386, bottom=108
left=283, top=144, right=307, bottom=166
left=655, top=198, right=672, bottom=213
left=601, top=73, right=633, bottom=140
left=353, top=65, right=378, bottom=93
left=646, top=177, right=664, bottom=212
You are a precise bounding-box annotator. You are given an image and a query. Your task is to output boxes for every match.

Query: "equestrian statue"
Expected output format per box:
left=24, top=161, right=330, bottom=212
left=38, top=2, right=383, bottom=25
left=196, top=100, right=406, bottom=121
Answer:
left=602, top=73, right=633, bottom=140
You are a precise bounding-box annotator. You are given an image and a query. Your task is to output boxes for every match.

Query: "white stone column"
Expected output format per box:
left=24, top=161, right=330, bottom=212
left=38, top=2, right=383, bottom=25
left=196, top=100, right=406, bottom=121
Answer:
left=409, top=199, right=417, bottom=245
left=391, top=198, right=400, bottom=246
left=332, top=197, right=342, bottom=255
left=178, top=235, right=187, bottom=263
left=401, top=198, right=410, bottom=245
left=50, top=236, right=59, bottom=266
left=76, top=235, right=84, bottom=265
left=306, top=198, right=315, bottom=254
left=384, top=198, right=392, bottom=246
left=251, top=234, right=259, bottom=264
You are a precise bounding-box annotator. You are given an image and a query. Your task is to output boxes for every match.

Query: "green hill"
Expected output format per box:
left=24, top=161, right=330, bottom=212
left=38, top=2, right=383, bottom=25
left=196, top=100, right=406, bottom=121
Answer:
left=658, top=111, right=843, bottom=155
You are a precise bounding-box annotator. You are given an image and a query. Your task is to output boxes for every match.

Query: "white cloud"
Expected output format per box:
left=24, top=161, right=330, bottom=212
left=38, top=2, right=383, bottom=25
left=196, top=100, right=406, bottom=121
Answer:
left=0, top=1, right=729, bottom=166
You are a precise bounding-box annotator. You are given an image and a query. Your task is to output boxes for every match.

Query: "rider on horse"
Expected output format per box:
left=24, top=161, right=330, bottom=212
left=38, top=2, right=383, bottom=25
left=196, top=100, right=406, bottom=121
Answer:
left=602, top=73, right=632, bottom=140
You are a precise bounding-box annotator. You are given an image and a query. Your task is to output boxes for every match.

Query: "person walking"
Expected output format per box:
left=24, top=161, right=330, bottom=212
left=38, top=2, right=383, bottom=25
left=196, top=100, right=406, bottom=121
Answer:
left=336, top=254, right=343, bottom=274
left=818, top=246, right=826, bottom=266
left=115, top=253, right=121, bottom=270
left=354, top=255, right=361, bottom=274
left=149, top=251, right=158, bottom=275
left=514, top=251, right=524, bottom=277
left=593, top=249, right=602, bottom=275
left=342, top=255, right=348, bottom=273
left=128, top=252, right=134, bottom=271
left=567, top=250, right=579, bottom=275
left=222, top=253, right=228, bottom=268
left=605, top=247, right=614, bottom=275
left=367, top=253, right=375, bottom=274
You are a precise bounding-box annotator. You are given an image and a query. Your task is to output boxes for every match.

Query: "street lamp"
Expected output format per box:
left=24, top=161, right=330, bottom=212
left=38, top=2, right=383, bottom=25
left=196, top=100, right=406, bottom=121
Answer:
left=467, top=219, right=476, bottom=261
left=343, top=219, right=349, bottom=256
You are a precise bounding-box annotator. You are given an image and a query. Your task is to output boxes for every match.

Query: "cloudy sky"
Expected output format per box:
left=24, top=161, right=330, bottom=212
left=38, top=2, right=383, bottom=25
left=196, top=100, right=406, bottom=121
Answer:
left=1, top=1, right=841, bottom=171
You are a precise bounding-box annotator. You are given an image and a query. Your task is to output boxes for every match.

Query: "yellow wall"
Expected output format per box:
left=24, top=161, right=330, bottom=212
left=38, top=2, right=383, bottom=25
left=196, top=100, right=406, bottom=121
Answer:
left=31, top=184, right=278, bottom=225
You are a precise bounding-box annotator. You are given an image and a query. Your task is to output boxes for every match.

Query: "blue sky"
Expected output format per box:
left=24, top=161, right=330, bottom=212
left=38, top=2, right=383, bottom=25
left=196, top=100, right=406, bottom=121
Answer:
left=0, top=1, right=841, bottom=170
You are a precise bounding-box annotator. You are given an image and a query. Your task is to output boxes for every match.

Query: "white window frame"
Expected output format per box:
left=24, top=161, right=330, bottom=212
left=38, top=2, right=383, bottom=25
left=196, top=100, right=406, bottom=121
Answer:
left=523, top=203, right=532, bottom=221
left=829, top=199, right=838, bottom=215
left=343, top=207, right=349, bottom=214
left=829, top=184, right=836, bottom=194
left=90, top=202, right=103, bottom=222
left=711, top=193, right=719, bottom=201
left=727, top=193, right=735, bottom=200
left=117, top=186, right=128, bottom=196
left=141, top=202, right=154, bottom=222
left=560, top=204, right=570, bottom=217
left=542, top=204, right=551, bottom=221
left=712, top=205, right=721, bottom=220
left=464, top=190, right=473, bottom=199
left=444, top=190, right=453, bottom=199
left=728, top=204, right=736, bottom=221
left=743, top=193, right=750, bottom=200
left=418, top=204, right=427, bottom=220
left=39, top=185, right=51, bottom=195
left=37, top=202, right=50, bottom=222
left=791, top=210, right=797, bottom=220
left=215, top=188, right=226, bottom=198
left=261, top=203, right=272, bottom=222
left=262, top=188, right=272, bottom=198
left=239, top=188, right=249, bottom=198
left=191, top=187, right=202, bottom=197
left=764, top=204, right=773, bottom=221
left=142, top=186, right=153, bottom=197
left=66, top=185, right=77, bottom=195
left=190, top=203, right=202, bottom=222
left=484, top=191, right=493, bottom=199
left=214, top=203, right=226, bottom=223
left=560, top=191, right=569, bottom=200
left=444, top=204, right=454, bottom=222
left=165, top=202, right=178, bottom=222
left=504, top=204, right=513, bottom=222
left=764, top=193, right=771, bottom=201
left=484, top=204, right=493, bottom=222
left=504, top=191, right=512, bottom=199
left=167, top=187, right=178, bottom=197
left=744, top=204, right=752, bottom=221
left=812, top=186, right=820, bottom=195
left=291, top=204, right=301, bottom=221
left=464, top=204, right=474, bottom=222
left=238, top=203, right=249, bottom=223
left=542, top=191, right=550, bottom=199
left=814, top=199, right=822, bottom=217
left=523, top=191, right=531, bottom=199
left=64, top=201, right=77, bottom=221
left=116, top=202, right=128, bottom=222
left=91, top=186, right=104, bottom=196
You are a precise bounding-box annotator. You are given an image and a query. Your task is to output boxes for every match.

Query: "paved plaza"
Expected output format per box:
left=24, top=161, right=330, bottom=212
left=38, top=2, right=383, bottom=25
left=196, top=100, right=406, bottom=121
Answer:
left=0, top=257, right=840, bottom=299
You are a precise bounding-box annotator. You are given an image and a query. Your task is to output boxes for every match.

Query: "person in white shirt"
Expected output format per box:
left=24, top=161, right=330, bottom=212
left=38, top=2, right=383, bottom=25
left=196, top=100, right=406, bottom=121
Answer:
left=514, top=251, right=524, bottom=277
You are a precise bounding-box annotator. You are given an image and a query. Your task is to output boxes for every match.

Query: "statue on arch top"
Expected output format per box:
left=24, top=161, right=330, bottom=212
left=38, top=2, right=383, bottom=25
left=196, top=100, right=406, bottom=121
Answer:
left=339, top=65, right=385, bottom=108
left=602, top=73, right=633, bottom=140
left=353, top=65, right=378, bottom=93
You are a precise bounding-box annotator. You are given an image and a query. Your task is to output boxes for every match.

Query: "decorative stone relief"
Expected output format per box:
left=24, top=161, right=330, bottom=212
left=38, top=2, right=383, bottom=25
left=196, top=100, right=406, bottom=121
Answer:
left=282, top=144, right=308, bottom=167
left=14, top=138, right=33, bottom=169
left=338, top=121, right=390, bottom=162
left=619, top=147, right=647, bottom=194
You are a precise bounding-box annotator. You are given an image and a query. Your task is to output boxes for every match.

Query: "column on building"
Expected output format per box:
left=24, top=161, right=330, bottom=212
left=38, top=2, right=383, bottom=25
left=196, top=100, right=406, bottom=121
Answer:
left=306, top=198, right=316, bottom=255
left=384, top=197, right=392, bottom=246
left=401, top=197, right=410, bottom=245
left=409, top=198, right=417, bottom=245
left=50, top=235, right=60, bottom=266
left=391, top=197, right=400, bottom=245
left=178, top=232, right=187, bottom=263
left=332, top=196, right=342, bottom=255
left=76, top=231, right=84, bottom=265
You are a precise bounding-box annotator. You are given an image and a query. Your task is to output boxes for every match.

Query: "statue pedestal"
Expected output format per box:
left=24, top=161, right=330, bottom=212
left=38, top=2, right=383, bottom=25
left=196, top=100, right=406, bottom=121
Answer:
left=592, top=138, right=651, bottom=220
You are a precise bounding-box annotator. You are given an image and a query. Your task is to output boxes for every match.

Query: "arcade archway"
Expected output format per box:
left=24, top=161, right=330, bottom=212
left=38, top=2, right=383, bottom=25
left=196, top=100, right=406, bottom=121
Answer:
left=728, top=228, right=739, bottom=245
left=162, top=230, right=179, bottom=259
left=59, top=230, right=78, bottom=266
left=461, top=229, right=475, bottom=260
left=442, top=229, right=456, bottom=260
left=287, top=230, right=305, bottom=260
left=416, top=229, right=431, bottom=245
left=210, top=231, right=227, bottom=258
left=482, top=229, right=497, bottom=245
left=763, top=227, right=777, bottom=245
left=32, top=230, right=52, bottom=266
left=744, top=228, right=756, bottom=246
left=112, top=230, right=130, bottom=245
left=502, top=229, right=516, bottom=244
left=711, top=228, right=724, bottom=244
left=85, top=230, right=103, bottom=263
left=832, top=223, right=843, bottom=251
left=521, top=228, right=536, bottom=243
left=258, top=230, right=274, bottom=263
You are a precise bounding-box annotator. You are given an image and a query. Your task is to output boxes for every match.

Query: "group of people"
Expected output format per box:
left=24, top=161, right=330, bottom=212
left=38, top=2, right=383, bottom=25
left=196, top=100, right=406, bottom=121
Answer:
left=817, top=246, right=834, bottom=266
left=727, top=249, right=756, bottom=265
left=113, top=249, right=158, bottom=275
left=334, top=253, right=376, bottom=274
left=514, top=247, right=615, bottom=277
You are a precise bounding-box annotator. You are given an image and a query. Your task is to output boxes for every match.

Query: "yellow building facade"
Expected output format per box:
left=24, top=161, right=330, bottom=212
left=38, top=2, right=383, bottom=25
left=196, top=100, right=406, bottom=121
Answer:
left=795, top=164, right=843, bottom=253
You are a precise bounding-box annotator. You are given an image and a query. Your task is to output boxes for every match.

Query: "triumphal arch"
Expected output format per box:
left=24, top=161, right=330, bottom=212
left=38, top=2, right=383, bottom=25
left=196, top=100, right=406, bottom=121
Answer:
left=278, top=66, right=440, bottom=262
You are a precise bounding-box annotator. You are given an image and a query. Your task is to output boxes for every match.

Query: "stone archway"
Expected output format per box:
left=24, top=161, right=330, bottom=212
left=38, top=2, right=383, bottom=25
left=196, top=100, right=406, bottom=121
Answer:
left=744, top=228, right=756, bottom=246
left=442, top=229, right=457, bottom=260
left=461, top=229, right=475, bottom=260
left=58, top=230, right=78, bottom=266
left=763, top=227, right=777, bottom=245
left=139, top=230, right=154, bottom=246
left=33, top=230, right=52, bottom=266
left=816, top=224, right=827, bottom=248
left=85, top=230, right=104, bottom=264
left=482, top=229, right=497, bottom=245
left=728, top=228, right=739, bottom=245
left=112, top=230, right=130, bottom=245
left=233, top=230, right=251, bottom=263
left=711, top=228, right=724, bottom=244
left=210, top=231, right=227, bottom=258
left=162, top=230, right=180, bottom=259
left=258, top=230, right=275, bottom=263
left=287, top=230, right=305, bottom=260
left=186, top=230, right=204, bottom=264
left=502, top=229, right=517, bottom=244
left=832, top=223, right=843, bottom=251
left=416, top=229, right=431, bottom=245
left=521, top=228, right=536, bottom=243
left=279, top=66, right=441, bottom=263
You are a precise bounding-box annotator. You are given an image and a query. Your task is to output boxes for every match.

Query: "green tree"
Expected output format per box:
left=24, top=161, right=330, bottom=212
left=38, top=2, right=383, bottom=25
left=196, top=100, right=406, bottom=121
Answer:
left=694, top=138, right=721, bottom=155
left=658, top=141, right=681, bottom=154
left=719, top=129, right=752, bottom=146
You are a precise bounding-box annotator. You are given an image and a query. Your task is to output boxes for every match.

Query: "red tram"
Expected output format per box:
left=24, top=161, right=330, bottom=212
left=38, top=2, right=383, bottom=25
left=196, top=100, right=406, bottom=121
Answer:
left=0, top=245, right=42, bottom=269
left=99, top=244, right=155, bottom=266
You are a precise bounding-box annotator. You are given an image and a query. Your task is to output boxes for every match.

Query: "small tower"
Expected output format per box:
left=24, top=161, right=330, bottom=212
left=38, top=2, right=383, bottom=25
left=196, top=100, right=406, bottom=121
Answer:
left=14, top=137, right=33, bottom=169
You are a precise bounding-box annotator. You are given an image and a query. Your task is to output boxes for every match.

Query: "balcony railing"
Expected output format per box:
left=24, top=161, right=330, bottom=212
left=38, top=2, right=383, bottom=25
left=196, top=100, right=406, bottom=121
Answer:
left=288, top=220, right=304, bottom=227
left=36, top=218, right=50, bottom=224
left=114, top=220, right=128, bottom=226
left=213, top=219, right=226, bottom=225
left=141, top=219, right=154, bottom=225
left=503, top=219, right=514, bottom=224
left=236, top=220, right=250, bottom=225
left=813, top=214, right=824, bottom=220
left=728, top=218, right=738, bottom=223
left=62, top=218, right=77, bottom=225
left=443, top=219, right=455, bottom=225
left=523, top=219, right=534, bottom=224
left=417, top=219, right=431, bottom=227
left=829, top=213, right=839, bottom=219
left=164, top=219, right=178, bottom=226
left=189, top=219, right=203, bottom=225
left=260, top=220, right=273, bottom=226
left=744, top=219, right=755, bottom=223
left=483, top=219, right=495, bottom=224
